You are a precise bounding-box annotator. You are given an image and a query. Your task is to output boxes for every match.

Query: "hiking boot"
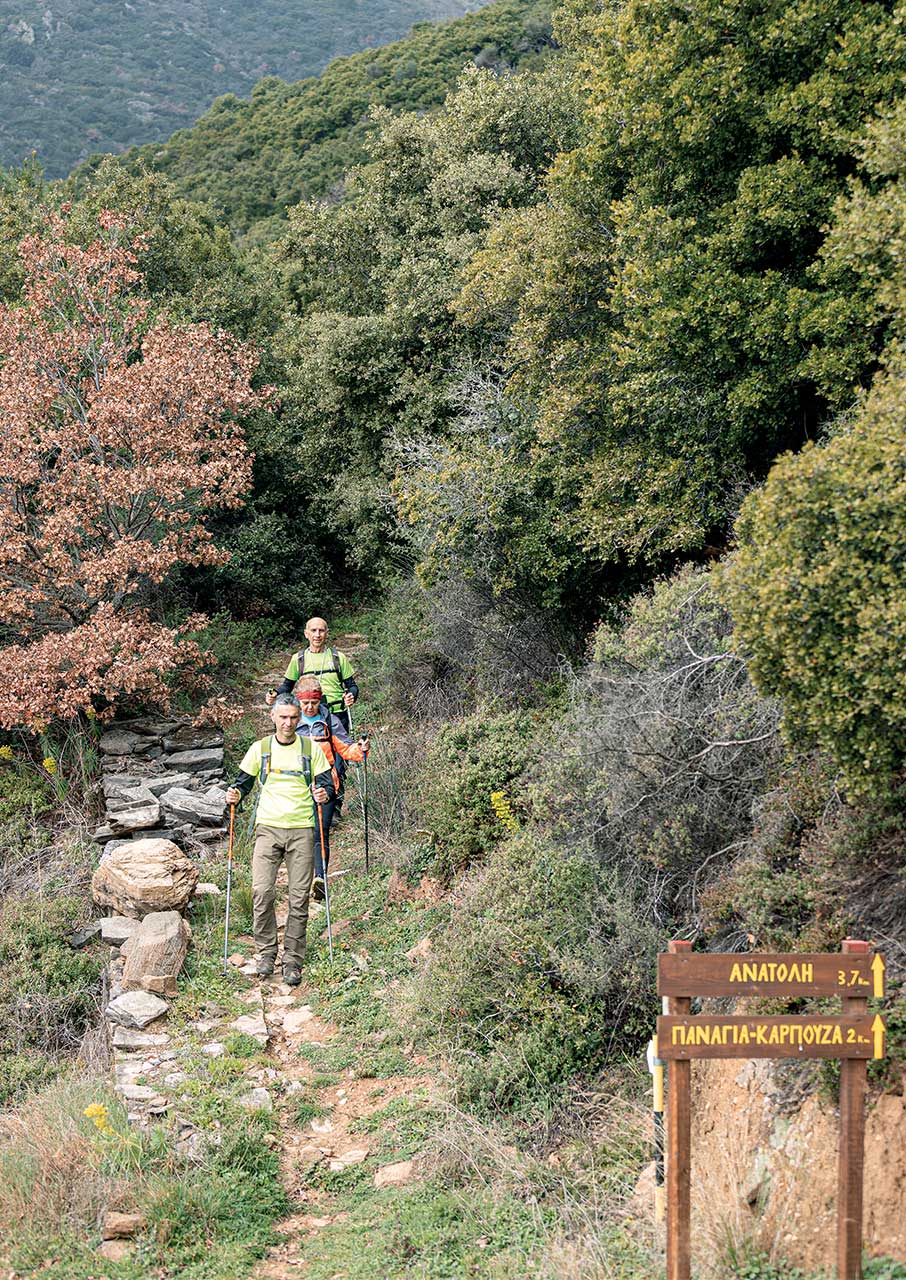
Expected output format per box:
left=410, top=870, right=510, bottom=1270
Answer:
left=283, top=965, right=302, bottom=987
left=256, top=957, right=274, bottom=978
left=312, top=875, right=325, bottom=903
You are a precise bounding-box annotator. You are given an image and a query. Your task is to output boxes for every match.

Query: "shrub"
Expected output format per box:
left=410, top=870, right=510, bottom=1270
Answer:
left=722, top=344, right=906, bottom=796
left=0, top=892, right=104, bottom=1078
left=415, top=706, right=542, bottom=874
left=564, top=567, right=780, bottom=925
left=405, top=831, right=662, bottom=1114
left=0, top=765, right=54, bottom=825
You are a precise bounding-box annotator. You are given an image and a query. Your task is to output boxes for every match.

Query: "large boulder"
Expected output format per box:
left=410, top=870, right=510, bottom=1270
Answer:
left=159, top=786, right=226, bottom=827
left=92, top=839, right=198, bottom=918
left=122, top=910, right=191, bottom=997
left=160, top=748, right=224, bottom=773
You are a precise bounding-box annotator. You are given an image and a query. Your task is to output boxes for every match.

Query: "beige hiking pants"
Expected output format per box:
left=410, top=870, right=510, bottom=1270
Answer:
left=252, top=825, right=315, bottom=967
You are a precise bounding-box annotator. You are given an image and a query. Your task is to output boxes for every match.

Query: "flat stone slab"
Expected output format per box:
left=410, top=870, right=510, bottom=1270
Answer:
left=162, top=727, right=223, bottom=754
left=68, top=921, right=102, bottom=949
left=102, top=775, right=146, bottom=799
left=237, top=1087, right=272, bottom=1111
left=112, top=1027, right=171, bottom=1050
left=144, top=773, right=194, bottom=797
left=160, top=748, right=224, bottom=773
left=101, top=916, right=141, bottom=947
left=106, top=794, right=161, bottom=834
left=99, top=729, right=145, bottom=756
left=230, top=1012, right=268, bottom=1045
left=283, top=1006, right=315, bottom=1036
left=329, top=1147, right=369, bottom=1172
left=105, top=990, right=169, bottom=1029
left=159, top=786, right=225, bottom=827
left=374, top=1159, right=416, bottom=1189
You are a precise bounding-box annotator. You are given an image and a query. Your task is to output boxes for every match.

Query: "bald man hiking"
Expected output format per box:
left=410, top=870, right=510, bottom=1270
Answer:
left=225, top=694, right=334, bottom=984
left=267, top=617, right=359, bottom=734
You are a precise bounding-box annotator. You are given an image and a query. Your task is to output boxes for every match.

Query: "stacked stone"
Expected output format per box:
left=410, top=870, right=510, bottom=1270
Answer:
left=93, top=716, right=228, bottom=852
left=90, top=715, right=230, bottom=1127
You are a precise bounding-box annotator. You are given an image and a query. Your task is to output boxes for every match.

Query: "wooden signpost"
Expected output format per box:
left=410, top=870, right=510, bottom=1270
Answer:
left=655, top=939, right=886, bottom=1280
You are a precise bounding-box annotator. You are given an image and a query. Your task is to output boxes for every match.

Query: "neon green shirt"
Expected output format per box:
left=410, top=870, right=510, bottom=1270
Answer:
left=239, top=735, right=331, bottom=829
left=285, top=647, right=356, bottom=711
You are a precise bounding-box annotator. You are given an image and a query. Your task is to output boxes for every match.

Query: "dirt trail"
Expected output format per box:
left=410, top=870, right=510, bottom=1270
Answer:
left=231, top=631, right=433, bottom=1277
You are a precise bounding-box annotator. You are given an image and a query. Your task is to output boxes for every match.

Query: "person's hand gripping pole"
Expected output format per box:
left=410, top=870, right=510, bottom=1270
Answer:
left=222, top=802, right=236, bottom=975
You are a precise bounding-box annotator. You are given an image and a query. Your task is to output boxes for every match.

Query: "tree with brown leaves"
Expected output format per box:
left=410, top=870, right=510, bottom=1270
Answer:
left=0, top=207, right=265, bottom=730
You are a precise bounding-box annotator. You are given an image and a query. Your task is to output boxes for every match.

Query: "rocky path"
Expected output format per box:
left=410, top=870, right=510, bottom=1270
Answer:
left=93, top=629, right=441, bottom=1271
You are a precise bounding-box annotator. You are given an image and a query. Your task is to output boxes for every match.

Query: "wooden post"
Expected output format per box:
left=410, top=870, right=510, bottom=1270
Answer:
left=838, top=939, right=869, bottom=1280
left=666, top=939, right=692, bottom=1280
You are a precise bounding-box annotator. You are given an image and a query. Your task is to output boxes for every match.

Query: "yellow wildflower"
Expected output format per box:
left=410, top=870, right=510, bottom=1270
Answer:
left=490, top=790, right=519, bottom=833
left=83, top=1102, right=114, bottom=1135
left=42, top=756, right=57, bottom=775
left=0, top=745, right=12, bottom=762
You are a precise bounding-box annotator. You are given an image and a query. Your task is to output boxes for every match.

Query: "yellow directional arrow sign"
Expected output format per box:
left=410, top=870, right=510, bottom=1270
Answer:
left=872, top=1014, right=886, bottom=1060
left=872, top=953, right=886, bottom=998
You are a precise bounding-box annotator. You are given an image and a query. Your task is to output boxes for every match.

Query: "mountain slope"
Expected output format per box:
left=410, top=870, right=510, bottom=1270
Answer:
left=81, top=0, right=555, bottom=237
left=0, top=0, right=479, bottom=178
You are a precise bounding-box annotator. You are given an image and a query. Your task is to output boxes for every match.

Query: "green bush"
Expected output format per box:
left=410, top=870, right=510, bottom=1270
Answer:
left=722, top=345, right=906, bottom=796
left=0, top=1052, right=63, bottom=1107
left=0, top=765, right=54, bottom=825
left=0, top=892, right=104, bottom=1069
left=406, top=831, right=662, bottom=1114
left=415, top=707, right=542, bottom=874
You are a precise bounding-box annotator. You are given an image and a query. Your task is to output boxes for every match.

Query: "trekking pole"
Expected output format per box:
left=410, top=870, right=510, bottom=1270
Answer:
left=222, top=803, right=236, bottom=975
left=361, top=748, right=370, bottom=874
left=316, top=799, right=334, bottom=964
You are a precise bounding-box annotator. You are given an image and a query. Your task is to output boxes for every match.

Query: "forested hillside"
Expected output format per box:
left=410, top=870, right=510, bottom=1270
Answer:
left=0, top=0, right=478, bottom=178
left=89, top=0, right=556, bottom=236
left=2, top=0, right=906, bottom=1275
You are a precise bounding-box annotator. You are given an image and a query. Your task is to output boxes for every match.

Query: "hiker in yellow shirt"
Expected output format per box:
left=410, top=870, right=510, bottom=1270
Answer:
left=266, top=616, right=359, bottom=733
left=225, top=694, right=334, bottom=985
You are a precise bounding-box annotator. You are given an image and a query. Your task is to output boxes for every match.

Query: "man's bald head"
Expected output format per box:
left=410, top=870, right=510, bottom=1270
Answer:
left=304, top=617, right=329, bottom=651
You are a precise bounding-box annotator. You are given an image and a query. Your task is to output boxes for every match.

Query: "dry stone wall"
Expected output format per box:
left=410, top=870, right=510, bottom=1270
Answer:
left=90, top=715, right=230, bottom=1126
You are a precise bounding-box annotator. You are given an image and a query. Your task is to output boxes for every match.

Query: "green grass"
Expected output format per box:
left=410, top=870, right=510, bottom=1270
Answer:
left=297, top=1180, right=555, bottom=1279
left=0, top=1077, right=288, bottom=1280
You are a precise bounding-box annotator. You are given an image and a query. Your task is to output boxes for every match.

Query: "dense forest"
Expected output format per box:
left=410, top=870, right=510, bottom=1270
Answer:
left=0, top=0, right=477, bottom=177
left=1, top=0, right=906, bottom=1274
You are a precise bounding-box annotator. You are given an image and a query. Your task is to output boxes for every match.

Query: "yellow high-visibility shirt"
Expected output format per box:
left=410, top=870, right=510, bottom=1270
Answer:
left=239, top=735, right=331, bottom=829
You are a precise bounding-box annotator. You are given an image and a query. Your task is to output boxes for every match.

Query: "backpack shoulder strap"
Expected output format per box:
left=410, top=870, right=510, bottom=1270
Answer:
left=258, top=736, right=273, bottom=786
left=302, top=733, right=313, bottom=784
left=331, top=648, right=342, bottom=679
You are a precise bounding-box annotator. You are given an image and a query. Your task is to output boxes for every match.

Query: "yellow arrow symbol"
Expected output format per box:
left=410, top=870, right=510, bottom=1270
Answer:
left=872, top=1014, right=886, bottom=1060
left=872, top=953, right=885, bottom=998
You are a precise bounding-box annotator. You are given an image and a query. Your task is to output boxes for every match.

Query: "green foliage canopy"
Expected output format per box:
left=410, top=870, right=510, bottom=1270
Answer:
left=460, top=0, right=906, bottom=572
